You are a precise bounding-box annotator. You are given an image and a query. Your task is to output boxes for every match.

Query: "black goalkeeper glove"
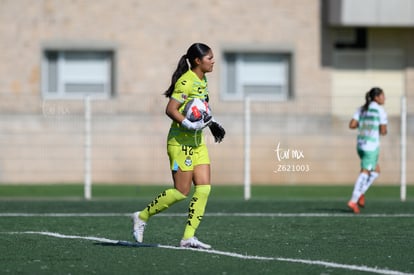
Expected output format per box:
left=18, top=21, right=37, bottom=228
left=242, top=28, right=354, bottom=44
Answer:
left=208, top=119, right=226, bottom=143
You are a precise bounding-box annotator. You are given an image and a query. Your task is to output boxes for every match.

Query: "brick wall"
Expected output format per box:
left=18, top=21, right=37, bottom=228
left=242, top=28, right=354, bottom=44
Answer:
left=0, top=0, right=413, bottom=185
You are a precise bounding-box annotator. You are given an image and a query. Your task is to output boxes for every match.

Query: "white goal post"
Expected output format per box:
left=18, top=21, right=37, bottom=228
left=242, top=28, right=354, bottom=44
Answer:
left=244, top=95, right=280, bottom=200
left=400, top=95, right=407, bottom=202
left=244, top=97, right=251, bottom=200
left=84, top=95, right=92, bottom=200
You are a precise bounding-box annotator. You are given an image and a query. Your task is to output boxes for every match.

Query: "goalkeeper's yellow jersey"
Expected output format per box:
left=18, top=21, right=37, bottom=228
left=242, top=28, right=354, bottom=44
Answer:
left=167, top=69, right=209, bottom=147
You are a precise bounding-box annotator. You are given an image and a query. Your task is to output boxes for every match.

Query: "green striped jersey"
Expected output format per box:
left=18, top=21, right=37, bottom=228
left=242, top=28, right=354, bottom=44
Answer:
left=352, top=101, right=387, bottom=151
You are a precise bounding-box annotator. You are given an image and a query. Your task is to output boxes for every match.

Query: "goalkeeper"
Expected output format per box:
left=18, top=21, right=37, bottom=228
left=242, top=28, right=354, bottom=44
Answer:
left=131, top=43, right=225, bottom=249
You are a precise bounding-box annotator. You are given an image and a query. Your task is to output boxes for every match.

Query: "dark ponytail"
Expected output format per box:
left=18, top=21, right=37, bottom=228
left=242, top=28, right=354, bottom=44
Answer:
left=361, top=87, right=383, bottom=112
left=164, top=43, right=211, bottom=97
left=164, top=55, right=189, bottom=97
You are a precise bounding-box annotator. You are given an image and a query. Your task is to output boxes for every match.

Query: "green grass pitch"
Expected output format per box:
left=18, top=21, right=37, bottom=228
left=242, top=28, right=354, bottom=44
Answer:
left=0, top=185, right=413, bottom=274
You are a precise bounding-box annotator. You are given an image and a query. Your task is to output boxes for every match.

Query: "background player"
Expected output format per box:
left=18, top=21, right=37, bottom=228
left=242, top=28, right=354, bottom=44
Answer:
left=131, top=43, right=224, bottom=249
left=347, top=87, right=388, bottom=214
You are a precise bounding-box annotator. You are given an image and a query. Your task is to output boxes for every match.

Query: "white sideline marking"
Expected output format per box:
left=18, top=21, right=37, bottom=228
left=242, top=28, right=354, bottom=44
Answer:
left=2, top=231, right=413, bottom=275
left=6, top=231, right=118, bottom=244
left=1, top=212, right=414, bottom=218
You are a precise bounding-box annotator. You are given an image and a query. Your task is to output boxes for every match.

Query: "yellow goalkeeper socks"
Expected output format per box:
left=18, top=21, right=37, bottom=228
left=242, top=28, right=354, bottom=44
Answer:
left=139, top=188, right=187, bottom=222
left=183, top=185, right=211, bottom=240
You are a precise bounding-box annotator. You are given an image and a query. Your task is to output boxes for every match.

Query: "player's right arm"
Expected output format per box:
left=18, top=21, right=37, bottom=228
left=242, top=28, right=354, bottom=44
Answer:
left=165, top=98, right=206, bottom=131
left=166, top=98, right=185, bottom=124
left=349, top=108, right=361, bottom=129
left=349, top=119, right=358, bottom=129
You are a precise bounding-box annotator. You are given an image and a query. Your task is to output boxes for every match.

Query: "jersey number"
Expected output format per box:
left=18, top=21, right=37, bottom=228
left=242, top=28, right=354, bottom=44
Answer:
left=181, top=145, right=193, bottom=156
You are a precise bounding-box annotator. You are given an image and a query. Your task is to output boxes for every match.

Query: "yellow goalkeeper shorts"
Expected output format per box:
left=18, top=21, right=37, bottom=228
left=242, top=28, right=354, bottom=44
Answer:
left=167, top=144, right=210, bottom=172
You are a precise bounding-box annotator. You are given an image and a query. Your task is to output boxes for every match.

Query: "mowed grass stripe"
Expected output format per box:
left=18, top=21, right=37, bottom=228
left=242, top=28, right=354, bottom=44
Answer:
left=2, top=231, right=412, bottom=275
left=1, top=212, right=414, bottom=217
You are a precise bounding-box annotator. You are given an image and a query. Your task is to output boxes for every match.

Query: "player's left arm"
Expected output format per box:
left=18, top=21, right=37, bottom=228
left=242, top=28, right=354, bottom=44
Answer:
left=208, top=118, right=225, bottom=143
left=379, top=108, right=388, bottom=136
left=379, top=124, right=387, bottom=136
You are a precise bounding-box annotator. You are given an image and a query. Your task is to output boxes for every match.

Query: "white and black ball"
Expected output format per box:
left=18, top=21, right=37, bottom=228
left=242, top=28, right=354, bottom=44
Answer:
left=182, top=98, right=212, bottom=122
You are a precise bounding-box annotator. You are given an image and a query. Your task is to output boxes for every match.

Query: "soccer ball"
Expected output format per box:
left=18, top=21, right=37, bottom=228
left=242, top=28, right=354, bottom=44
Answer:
left=182, top=98, right=211, bottom=122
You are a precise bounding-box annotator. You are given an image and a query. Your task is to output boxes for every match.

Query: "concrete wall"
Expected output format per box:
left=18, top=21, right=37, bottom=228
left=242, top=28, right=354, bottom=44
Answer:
left=0, top=0, right=413, bottom=185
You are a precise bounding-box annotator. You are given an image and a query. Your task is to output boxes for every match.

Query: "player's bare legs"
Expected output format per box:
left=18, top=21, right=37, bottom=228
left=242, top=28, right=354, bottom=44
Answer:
left=172, top=169, right=193, bottom=195
left=173, top=164, right=210, bottom=194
